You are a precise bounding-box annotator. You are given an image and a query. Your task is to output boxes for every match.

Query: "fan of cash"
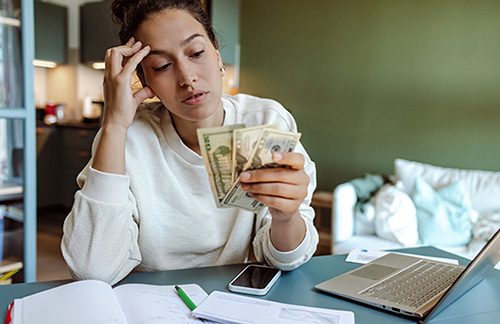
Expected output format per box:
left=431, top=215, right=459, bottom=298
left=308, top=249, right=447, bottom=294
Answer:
left=197, top=124, right=302, bottom=212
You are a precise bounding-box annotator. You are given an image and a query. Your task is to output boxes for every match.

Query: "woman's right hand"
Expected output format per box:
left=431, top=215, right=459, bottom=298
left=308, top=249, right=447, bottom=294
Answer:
left=102, top=37, right=155, bottom=130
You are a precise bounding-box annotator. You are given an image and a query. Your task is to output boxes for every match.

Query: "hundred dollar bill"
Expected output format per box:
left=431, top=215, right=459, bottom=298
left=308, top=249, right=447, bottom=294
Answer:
left=232, top=125, right=271, bottom=183
left=197, top=124, right=244, bottom=207
left=223, top=128, right=302, bottom=211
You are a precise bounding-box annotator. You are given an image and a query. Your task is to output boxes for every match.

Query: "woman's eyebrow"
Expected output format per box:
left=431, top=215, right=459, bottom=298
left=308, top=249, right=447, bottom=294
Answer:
left=146, top=34, right=205, bottom=57
left=181, top=33, right=204, bottom=46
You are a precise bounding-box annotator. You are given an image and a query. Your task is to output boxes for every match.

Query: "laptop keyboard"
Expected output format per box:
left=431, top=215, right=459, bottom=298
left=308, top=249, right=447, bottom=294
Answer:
left=360, top=260, right=462, bottom=309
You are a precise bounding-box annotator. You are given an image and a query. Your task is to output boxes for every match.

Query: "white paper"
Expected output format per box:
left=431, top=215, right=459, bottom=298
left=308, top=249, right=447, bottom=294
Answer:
left=114, top=283, right=208, bottom=324
left=193, top=291, right=355, bottom=324
left=345, top=249, right=459, bottom=265
left=14, top=280, right=128, bottom=324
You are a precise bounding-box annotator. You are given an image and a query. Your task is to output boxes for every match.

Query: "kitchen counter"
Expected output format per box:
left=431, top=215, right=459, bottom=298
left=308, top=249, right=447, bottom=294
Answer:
left=36, top=119, right=100, bottom=130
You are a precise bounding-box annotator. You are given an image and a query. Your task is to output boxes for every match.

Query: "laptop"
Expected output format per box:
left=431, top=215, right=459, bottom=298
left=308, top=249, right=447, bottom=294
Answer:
left=315, top=229, right=500, bottom=323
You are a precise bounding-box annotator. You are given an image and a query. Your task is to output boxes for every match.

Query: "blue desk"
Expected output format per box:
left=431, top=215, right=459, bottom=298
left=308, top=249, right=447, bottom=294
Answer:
left=1, top=246, right=499, bottom=323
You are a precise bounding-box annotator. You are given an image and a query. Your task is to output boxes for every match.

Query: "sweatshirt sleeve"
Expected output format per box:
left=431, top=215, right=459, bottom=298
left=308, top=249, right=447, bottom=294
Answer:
left=252, top=142, right=319, bottom=270
left=61, top=133, right=141, bottom=285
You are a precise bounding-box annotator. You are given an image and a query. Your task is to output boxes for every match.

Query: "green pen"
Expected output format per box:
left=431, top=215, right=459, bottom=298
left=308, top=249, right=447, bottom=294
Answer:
left=175, top=285, right=197, bottom=311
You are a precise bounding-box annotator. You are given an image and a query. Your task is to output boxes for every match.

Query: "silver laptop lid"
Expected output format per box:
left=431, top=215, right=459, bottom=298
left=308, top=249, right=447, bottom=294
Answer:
left=423, top=229, right=500, bottom=323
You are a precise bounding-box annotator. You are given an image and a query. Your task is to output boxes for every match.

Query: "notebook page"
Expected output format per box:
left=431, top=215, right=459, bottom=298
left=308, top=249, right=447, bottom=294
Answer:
left=114, top=283, right=208, bottom=324
left=193, top=291, right=355, bottom=324
left=14, top=280, right=127, bottom=324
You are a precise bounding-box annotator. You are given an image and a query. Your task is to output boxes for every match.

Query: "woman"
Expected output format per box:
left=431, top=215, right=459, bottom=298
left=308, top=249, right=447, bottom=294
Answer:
left=62, top=0, right=318, bottom=285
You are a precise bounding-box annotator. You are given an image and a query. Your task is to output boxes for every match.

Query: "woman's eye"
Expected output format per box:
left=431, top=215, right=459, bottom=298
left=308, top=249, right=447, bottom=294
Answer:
left=153, top=63, right=171, bottom=72
left=191, top=50, right=205, bottom=58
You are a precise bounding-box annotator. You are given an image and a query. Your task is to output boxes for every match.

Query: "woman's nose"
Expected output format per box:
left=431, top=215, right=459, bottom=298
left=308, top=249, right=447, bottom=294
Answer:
left=178, top=62, right=198, bottom=87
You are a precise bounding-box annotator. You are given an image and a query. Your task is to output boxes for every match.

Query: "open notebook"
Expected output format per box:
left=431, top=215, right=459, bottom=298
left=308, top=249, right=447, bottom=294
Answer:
left=10, top=280, right=208, bottom=324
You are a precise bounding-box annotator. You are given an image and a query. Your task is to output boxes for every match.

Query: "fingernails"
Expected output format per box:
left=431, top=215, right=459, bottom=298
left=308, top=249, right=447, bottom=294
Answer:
left=240, top=172, right=250, bottom=181
left=273, top=152, right=283, bottom=161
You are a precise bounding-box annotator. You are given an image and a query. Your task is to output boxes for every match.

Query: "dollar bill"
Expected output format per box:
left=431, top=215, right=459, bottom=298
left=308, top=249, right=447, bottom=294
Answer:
left=223, top=128, right=302, bottom=211
left=243, top=128, right=302, bottom=171
left=197, top=124, right=244, bottom=207
left=222, top=179, right=265, bottom=212
left=231, top=125, right=271, bottom=183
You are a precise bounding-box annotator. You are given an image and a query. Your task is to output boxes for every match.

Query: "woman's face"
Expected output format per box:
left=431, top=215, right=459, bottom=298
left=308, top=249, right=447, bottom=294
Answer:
left=136, top=9, right=223, bottom=123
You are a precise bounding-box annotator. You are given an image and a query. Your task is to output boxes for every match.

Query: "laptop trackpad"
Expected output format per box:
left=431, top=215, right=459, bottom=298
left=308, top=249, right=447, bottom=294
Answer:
left=351, top=264, right=399, bottom=281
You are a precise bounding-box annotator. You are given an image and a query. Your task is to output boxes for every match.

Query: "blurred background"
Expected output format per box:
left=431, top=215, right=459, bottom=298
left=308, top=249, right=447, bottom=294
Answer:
left=1, top=0, right=499, bottom=283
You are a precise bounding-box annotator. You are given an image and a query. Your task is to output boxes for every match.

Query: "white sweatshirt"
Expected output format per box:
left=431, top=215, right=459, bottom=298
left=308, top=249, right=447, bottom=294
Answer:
left=61, top=94, right=319, bottom=285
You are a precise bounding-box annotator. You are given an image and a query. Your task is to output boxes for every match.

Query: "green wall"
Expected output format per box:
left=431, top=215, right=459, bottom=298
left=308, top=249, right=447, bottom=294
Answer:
left=212, top=0, right=240, bottom=65
left=240, top=0, right=500, bottom=190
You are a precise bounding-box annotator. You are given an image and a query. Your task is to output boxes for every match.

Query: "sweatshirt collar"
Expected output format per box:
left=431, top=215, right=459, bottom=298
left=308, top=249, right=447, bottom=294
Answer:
left=161, top=97, right=236, bottom=165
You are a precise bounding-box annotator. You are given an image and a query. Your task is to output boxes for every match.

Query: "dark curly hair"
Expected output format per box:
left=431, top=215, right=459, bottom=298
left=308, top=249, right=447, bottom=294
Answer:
left=111, top=0, right=218, bottom=49
left=111, top=0, right=218, bottom=86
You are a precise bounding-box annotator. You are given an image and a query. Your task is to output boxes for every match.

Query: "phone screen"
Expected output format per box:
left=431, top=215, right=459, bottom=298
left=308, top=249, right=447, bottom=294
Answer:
left=232, top=266, right=280, bottom=289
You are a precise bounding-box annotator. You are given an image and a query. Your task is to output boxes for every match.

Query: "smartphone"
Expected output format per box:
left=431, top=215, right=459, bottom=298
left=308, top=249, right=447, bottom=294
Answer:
left=228, top=264, right=281, bottom=296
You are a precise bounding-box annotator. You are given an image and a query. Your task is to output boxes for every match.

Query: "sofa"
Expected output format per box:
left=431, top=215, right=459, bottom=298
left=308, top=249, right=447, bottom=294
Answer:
left=331, top=159, right=500, bottom=261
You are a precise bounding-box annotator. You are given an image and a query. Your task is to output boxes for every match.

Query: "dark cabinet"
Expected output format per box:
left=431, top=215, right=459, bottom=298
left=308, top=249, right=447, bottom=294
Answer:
left=37, top=124, right=98, bottom=210
left=59, top=127, right=95, bottom=208
left=34, top=1, right=68, bottom=64
left=80, top=0, right=120, bottom=64
left=36, top=127, right=61, bottom=208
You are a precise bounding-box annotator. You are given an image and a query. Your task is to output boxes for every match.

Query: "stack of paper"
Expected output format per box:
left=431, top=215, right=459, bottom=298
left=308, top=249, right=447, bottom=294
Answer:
left=345, top=249, right=459, bottom=265
left=193, top=291, right=355, bottom=324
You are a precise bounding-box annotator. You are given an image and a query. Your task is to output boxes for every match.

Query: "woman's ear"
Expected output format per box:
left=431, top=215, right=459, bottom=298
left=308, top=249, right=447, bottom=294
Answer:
left=216, top=50, right=223, bottom=70
left=216, top=51, right=225, bottom=77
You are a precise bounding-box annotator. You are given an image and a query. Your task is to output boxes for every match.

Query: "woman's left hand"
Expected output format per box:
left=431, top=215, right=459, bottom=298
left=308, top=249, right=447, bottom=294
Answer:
left=239, top=152, right=310, bottom=221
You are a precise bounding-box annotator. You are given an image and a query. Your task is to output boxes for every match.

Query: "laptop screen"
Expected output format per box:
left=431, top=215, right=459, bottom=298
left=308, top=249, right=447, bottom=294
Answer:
left=424, top=230, right=500, bottom=322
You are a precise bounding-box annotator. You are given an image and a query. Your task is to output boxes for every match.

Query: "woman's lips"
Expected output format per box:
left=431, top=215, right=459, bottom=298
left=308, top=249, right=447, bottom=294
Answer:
left=182, top=91, right=208, bottom=105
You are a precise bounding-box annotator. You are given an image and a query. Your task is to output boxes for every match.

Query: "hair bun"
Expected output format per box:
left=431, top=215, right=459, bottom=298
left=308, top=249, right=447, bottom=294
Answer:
left=111, top=0, right=135, bottom=24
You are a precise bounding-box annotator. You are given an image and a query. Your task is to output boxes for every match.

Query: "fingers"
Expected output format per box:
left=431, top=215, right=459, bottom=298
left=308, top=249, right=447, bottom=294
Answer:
left=242, top=181, right=306, bottom=216
left=239, top=152, right=306, bottom=185
left=240, top=167, right=308, bottom=185
left=239, top=151, right=309, bottom=212
left=121, top=45, right=150, bottom=76
left=125, top=37, right=135, bottom=47
left=272, top=152, right=304, bottom=170
left=255, top=195, right=298, bottom=214
left=241, top=181, right=308, bottom=200
left=237, top=151, right=307, bottom=215
left=251, top=189, right=303, bottom=216
left=242, top=182, right=307, bottom=199
left=104, top=38, right=143, bottom=78
left=133, top=86, right=156, bottom=105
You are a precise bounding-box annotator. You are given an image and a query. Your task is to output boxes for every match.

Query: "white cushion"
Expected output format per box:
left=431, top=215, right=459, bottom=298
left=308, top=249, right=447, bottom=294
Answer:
left=395, top=159, right=500, bottom=213
left=332, top=183, right=357, bottom=242
left=354, top=202, right=376, bottom=235
left=473, top=210, right=500, bottom=242
left=374, top=184, right=419, bottom=246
